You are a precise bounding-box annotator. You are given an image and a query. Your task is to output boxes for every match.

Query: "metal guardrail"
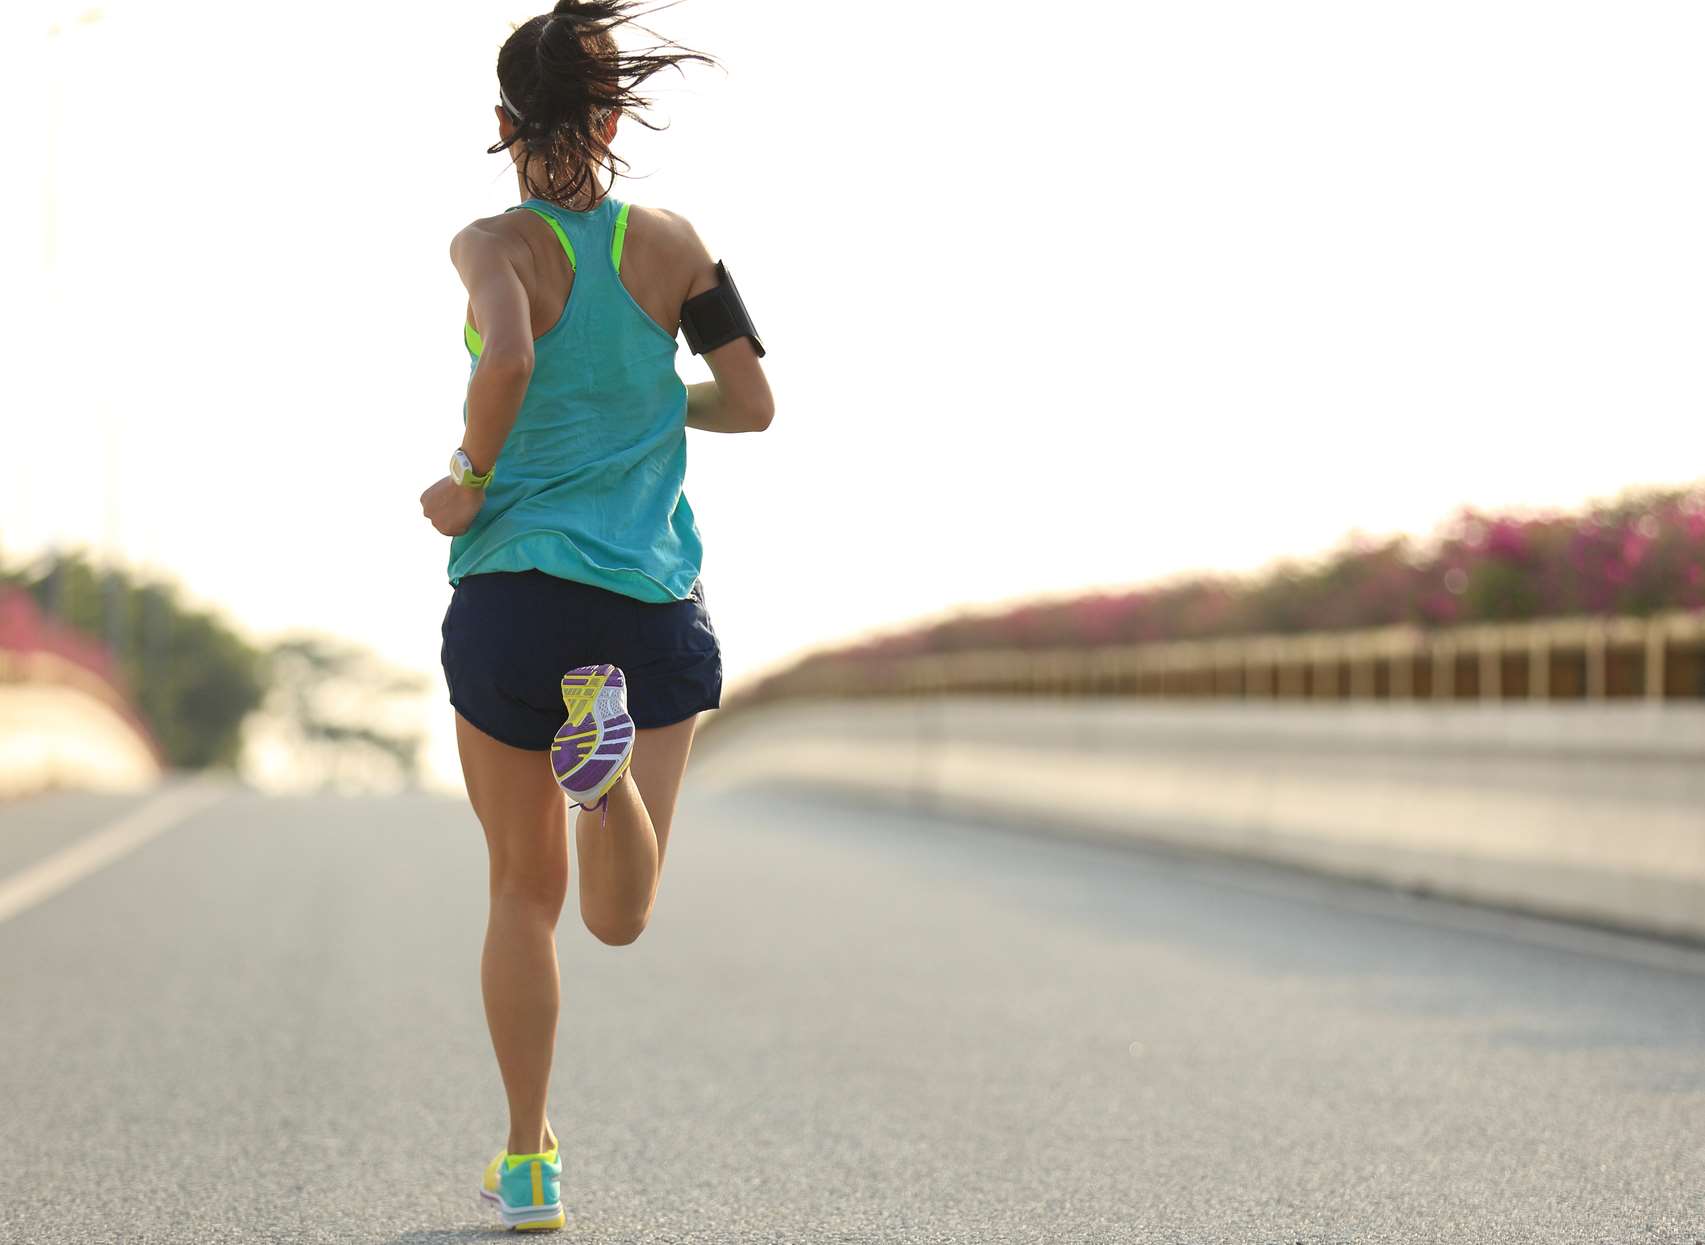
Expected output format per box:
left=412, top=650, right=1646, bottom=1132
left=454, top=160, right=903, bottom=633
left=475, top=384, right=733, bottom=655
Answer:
left=724, top=610, right=1705, bottom=711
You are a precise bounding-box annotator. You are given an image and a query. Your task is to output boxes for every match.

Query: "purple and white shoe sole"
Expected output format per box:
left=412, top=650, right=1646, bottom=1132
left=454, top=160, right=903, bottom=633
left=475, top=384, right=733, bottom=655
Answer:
left=550, top=663, right=634, bottom=806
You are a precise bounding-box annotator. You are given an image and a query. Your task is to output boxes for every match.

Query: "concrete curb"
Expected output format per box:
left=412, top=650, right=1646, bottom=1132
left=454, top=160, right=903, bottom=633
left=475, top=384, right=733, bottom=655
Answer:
left=695, top=697, right=1705, bottom=942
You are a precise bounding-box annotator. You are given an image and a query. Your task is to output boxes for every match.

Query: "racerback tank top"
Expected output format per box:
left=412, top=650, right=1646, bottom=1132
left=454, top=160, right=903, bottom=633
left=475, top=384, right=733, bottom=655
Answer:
left=446, top=194, right=703, bottom=603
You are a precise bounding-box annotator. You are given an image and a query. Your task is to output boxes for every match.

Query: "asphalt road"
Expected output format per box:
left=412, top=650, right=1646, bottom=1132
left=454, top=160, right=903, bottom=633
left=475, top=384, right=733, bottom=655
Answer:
left=1, top=771, right=1702, bottom=1243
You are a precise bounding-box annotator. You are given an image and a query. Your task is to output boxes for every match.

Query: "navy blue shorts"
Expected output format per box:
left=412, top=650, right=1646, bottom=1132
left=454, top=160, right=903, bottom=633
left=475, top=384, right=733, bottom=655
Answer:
left=440, top=570, right=723, bottom=750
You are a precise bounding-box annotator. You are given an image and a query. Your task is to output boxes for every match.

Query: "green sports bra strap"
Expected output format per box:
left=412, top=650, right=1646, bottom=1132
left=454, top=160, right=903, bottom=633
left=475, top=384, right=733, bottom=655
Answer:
left=611, top=202, right=631, bottom=273
left=509, top=204, right=577, bottom=271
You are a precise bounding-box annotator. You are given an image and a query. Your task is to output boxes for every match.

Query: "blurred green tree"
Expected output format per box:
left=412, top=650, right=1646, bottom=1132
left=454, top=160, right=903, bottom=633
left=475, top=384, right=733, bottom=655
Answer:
left=249, top=636, right=429, bottom=790
left=1, top=549, right=426, bottom=783
left=2, top=548, right=265, bottom=768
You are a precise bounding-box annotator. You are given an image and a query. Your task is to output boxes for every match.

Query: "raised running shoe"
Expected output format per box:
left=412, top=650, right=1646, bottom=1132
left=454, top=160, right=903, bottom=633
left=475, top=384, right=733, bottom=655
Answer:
left=550, top=663, right=634, bottom=814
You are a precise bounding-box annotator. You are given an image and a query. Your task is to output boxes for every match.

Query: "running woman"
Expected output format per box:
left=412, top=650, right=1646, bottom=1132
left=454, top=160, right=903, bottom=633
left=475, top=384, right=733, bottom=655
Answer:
left=420, top=2, right=773, bottom=1230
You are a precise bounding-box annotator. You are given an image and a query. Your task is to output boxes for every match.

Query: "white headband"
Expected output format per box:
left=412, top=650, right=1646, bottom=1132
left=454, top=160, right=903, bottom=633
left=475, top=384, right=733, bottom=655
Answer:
left=499, top=87, right=616, bottom=131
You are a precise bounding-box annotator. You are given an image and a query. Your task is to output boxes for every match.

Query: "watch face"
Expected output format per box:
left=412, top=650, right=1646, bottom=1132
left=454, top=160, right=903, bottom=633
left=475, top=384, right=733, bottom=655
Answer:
left=450, top=449, right=468, bottom=481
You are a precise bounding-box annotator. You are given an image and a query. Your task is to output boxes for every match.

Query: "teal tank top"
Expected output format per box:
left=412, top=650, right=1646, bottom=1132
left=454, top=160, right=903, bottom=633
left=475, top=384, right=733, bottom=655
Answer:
left=447, top=194, right=703, bottom=603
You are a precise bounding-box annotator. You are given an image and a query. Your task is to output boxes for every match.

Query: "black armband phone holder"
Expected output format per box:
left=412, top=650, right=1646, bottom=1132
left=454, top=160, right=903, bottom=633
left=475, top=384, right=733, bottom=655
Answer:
left=680, top=261, right=765, bottom=358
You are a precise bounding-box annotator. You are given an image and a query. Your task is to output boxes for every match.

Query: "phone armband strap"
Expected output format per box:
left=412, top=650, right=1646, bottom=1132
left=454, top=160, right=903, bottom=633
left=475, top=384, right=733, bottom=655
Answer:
left=680, top=261, right=766, bottom=358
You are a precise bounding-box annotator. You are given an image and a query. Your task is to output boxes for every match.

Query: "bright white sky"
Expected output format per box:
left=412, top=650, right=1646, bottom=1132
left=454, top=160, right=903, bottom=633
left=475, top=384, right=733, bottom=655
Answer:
left=4, top=0, right=1703, bottom=792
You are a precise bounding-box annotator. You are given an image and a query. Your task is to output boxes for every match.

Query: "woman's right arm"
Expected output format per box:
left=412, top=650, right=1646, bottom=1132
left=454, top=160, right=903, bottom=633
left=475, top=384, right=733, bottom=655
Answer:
left=673, top=217, right=774, bottom=434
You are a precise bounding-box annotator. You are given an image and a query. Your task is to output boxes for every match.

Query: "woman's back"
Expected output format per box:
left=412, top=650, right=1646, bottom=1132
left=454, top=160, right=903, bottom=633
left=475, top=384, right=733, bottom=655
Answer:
left=448, top=195, right=704, bottom=603
left=464, top=196, right=696, bottom=355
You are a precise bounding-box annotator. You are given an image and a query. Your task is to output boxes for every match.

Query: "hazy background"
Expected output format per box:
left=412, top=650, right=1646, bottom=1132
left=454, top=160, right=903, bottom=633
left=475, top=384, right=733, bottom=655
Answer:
left=4, top=0, right=1702, bottom=793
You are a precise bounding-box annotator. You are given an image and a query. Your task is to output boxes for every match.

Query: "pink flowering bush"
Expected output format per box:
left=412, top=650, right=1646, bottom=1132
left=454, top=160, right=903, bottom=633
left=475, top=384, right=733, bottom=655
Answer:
left=754, top=484, right=1705, bottom=698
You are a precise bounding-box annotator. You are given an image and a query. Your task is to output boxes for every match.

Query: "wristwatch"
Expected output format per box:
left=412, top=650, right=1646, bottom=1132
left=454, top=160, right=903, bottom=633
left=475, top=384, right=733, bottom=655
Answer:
left=449, top=448, right=494, bottom=490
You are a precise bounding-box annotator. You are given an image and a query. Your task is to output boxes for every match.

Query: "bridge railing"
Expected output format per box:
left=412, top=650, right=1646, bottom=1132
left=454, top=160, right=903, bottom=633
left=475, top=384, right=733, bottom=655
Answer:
left=721, top=610, right=1705, bottom=714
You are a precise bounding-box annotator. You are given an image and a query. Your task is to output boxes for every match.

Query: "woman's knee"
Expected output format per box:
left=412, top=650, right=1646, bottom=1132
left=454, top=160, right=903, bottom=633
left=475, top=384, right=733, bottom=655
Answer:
left=491, top=861, right=570, bottom=919
left=583, top=908, right=649, bottom=947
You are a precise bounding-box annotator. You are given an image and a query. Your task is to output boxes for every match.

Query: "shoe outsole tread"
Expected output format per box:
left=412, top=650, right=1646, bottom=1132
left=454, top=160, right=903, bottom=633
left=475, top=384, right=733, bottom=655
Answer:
left=550, top=663, right=635, bottom=808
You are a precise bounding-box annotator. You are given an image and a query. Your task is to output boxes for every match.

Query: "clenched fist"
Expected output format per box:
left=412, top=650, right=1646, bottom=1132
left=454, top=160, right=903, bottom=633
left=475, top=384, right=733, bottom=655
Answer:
left=420, top=475, right=486, bottom=537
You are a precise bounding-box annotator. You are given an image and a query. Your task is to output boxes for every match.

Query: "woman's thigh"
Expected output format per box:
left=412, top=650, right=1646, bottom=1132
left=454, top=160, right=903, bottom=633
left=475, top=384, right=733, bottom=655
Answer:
left=456, top=709, right=569, bottom=907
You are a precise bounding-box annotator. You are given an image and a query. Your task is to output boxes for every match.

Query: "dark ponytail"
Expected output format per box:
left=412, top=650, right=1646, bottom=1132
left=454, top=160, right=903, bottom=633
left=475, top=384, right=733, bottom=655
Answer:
left=489, top=0, right=717, bottom=208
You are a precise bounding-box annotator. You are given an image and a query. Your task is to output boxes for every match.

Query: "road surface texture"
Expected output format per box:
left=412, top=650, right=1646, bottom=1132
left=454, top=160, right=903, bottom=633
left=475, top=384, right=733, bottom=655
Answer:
left=1, top=772, right=1701, bottom=1243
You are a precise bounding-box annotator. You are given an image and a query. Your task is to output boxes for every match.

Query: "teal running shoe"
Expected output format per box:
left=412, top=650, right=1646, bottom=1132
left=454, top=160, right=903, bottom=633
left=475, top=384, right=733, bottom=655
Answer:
left=479, top=1125, right=565, bottom=1231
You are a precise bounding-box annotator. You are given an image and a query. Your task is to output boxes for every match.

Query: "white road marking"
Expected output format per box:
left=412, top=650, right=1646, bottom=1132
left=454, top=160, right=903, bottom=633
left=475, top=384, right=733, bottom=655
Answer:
left=0, top=782, right=229, bottom=925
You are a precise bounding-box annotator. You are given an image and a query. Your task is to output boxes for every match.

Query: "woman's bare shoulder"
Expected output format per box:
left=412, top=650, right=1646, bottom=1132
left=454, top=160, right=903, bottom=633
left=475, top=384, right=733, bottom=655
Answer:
left=449, top=210, right=533, bottom=262
left=627, top=205, right=712, bottom=258
left=624, top=205, right=720, bottom=305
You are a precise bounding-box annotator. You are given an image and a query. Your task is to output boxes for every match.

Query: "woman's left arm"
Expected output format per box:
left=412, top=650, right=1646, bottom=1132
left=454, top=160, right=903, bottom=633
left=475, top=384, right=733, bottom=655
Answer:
left=420, top=221, right=536, bottom=537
